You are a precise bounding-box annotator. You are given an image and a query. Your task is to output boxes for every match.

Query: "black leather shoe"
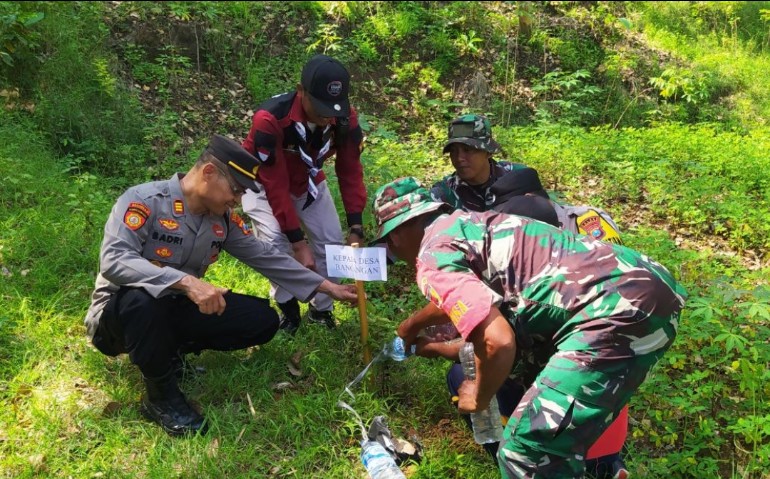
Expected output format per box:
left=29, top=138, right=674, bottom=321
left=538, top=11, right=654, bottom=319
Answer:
left=604, top=459, right=629, bottom=479
left=587, top=454, right=630, bottom=479
left=308, top=306, right=336, bottom=329
left=141, top=371, right=207, bottom=437
left=278, top=299, right=301, bottom=335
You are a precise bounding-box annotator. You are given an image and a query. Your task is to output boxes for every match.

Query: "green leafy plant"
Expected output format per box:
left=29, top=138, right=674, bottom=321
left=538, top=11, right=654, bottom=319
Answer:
left=0, top=8, right=43, bottom=67
left=454, top=29, right=483, bottom=57
left=532, top=69, right=602, bottom=125
left=3, top=2, right=770, bottom=478
left=307, top=23, right=342, bottom=54
left=649, top=67, right=711, bottom=104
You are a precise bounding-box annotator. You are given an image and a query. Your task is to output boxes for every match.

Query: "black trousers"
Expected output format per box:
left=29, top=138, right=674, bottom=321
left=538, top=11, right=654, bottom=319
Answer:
left=96, top=287, right=279, bottom=377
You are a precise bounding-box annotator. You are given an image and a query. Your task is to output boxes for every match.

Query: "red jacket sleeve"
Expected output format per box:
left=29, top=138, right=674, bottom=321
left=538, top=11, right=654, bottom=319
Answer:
left=334, top=106, right=367, bottom=227
left=243, top=110, right=304, bottom=241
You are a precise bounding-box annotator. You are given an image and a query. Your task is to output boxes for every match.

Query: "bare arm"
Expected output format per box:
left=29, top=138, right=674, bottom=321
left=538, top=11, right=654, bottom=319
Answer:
left=346, top=224, right=364, bottom=246
left=414, top=336, right=462, bottom=360
left=292, top=240, right=316, bottom=271
left=397, top=302, right=452, bottom=349
left=458, top=305, right=516, bottom=413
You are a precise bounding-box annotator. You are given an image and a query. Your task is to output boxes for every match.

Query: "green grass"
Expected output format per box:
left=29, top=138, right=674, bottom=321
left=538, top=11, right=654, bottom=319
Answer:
left=632, top=1, right=770, bottom=127
left=3, top=109, right=770, bottom=477
left=0, top=115, right=496, bottom=478
left=496, top=123, right=770, bottom=253
left=3, top=2, right=770, bottom=478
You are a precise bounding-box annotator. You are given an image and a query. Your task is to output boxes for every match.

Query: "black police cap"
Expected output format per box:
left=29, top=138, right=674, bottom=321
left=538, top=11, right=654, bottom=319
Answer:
left=206, top=134, right=261, bottom=192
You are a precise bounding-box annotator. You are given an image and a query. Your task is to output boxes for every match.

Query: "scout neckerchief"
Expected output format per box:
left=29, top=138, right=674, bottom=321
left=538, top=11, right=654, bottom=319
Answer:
left=294, top=121, right=332, bottom=210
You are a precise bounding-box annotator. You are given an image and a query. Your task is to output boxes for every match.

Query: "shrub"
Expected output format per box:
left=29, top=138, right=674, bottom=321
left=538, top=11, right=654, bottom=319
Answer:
left=0, top=3, right=44, bottom=92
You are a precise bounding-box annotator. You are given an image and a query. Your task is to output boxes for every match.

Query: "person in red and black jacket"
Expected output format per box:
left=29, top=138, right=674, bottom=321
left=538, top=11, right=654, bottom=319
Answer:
left=241, top=55, right=366, bottom=334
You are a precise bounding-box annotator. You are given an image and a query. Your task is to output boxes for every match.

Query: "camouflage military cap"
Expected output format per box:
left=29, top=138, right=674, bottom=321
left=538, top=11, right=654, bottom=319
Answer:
left=371, top=177, right=448, bottom=243
left=443, top=114, right=502, bottom=154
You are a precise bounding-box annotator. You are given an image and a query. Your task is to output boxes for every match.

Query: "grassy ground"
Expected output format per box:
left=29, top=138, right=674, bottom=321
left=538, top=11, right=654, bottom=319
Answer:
left=0, top=117, right=498, bottom=479
left=2, top=1, right=770, bottom=478
left=2, top=112, right=769, bottom=478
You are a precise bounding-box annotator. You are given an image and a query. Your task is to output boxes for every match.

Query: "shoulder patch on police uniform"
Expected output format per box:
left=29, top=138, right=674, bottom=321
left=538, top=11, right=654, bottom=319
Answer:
left=576, top=210, right=621, bottom=244
left=158, top=218, right=179, bottom=231
left=173, top=200, right=184, bottom=215
left=577, top=212, right=603, bottom=239
left=230, top=211, right=251, bottom=235
left=123, top=202, right=150, bottom=230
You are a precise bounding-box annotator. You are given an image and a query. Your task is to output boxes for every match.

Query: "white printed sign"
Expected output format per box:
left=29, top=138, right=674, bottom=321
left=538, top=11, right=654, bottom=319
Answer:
left=325, top=245, right=387, bottom=281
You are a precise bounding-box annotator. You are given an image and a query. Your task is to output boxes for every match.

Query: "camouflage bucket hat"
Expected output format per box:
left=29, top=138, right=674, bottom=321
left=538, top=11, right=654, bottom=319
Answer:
left=371, top=177, right=447, bottom=243
left=443, top=114, right=501, bottom=154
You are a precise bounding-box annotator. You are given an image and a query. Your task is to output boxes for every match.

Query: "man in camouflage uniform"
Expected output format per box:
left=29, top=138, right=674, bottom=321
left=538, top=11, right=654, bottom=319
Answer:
left=430, top=114, right=526, bottom=212
left=430, top=115, right=629, bottom=477
left=431, top=114, right=623, bottom=246
left=372, top=177, right=686, bottom=478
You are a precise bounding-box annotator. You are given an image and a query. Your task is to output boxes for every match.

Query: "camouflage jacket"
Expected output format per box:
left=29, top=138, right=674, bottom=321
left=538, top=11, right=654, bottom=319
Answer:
left=416, top=210, right=688, bottom=352
left=430, top=160, right=526, bottom=212
left=432, top=160, right=624, bottom=244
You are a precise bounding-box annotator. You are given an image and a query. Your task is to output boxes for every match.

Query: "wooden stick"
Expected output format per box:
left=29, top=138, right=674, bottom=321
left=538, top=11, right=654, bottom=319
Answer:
left=351, top=243, right=371, bottom=364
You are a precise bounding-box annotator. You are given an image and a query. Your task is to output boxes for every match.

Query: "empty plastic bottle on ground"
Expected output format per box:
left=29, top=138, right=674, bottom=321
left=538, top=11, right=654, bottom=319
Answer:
left=459, top=341, right=504, bottom=444
left=360, top=439, right=406, bottom=479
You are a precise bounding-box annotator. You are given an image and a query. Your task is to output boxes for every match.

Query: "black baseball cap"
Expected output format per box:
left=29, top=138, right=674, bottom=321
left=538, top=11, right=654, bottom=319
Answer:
left=206, top=134, right=261, bottom=192
left=301, top=55, right=350, bottom=118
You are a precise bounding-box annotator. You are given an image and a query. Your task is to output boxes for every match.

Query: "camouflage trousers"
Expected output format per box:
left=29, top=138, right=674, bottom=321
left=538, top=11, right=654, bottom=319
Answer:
left=498, top=293, right=682, bottom=478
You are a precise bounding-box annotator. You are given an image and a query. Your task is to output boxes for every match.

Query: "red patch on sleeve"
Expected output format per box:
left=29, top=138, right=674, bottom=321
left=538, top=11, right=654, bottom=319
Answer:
left=123, top=202, right=150, bottom=231
left=230, top=212, right=252, bottom=236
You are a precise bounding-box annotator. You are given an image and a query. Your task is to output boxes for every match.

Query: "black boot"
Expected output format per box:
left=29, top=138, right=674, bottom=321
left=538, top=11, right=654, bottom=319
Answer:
left=308, top=305, right=336, bottom=329
left=587, top=454, right=630, bottom=479
left=278, top=298, right=301, bottom=335
left=141, top=370, right=208, bottom=437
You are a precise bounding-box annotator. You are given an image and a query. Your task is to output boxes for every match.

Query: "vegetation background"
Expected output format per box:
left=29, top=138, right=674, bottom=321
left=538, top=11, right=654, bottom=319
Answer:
left=1, top=1, right=769, bottom=478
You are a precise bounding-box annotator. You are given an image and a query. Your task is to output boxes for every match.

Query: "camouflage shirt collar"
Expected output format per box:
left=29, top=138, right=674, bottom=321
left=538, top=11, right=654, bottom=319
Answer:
left=447, top=159, right=509, bottom=211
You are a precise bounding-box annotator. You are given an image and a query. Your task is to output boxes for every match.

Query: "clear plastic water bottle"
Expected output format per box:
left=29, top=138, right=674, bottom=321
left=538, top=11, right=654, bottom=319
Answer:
left=422, top=323, right=459, bottom=341
left=386, top=337, right=415, bottom=362
left=360, top=440, right=406, bottom=479
left=458, top=342, right=503, bottom=444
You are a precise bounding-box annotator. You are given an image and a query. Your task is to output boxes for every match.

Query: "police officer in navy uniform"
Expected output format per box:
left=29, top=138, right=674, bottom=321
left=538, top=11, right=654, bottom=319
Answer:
left=84, top=135, right=358, bottom=436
